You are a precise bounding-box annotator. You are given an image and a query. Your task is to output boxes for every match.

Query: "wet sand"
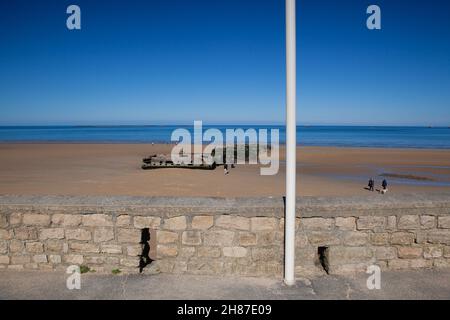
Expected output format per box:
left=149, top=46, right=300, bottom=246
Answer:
left=0, top=144, right=449, bottom=197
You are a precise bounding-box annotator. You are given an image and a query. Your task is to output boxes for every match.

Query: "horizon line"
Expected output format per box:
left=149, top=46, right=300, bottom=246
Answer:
left=0, top=123, right=448, bottom=128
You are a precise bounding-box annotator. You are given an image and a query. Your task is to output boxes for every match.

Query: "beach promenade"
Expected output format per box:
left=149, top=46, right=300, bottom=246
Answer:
left=1, top=269, right=450, bottom=300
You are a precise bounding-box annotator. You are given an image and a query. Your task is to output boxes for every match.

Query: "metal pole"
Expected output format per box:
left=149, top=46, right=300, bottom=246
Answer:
left=284, top=0, right=296, bottom=286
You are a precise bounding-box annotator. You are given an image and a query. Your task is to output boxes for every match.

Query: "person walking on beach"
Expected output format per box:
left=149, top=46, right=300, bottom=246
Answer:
left=381, top=179, right=388, bottom=194
left=368, top=178, right=374, bottom=191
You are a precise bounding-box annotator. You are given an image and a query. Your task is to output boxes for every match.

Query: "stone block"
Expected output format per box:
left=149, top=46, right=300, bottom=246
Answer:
left=45, top=240, right=64, bottom=252
left=0, top=229, right=12, bottom=240
left=0, top=241, right=7, bottom=254
left=49, top=255, right=62, bottom=264
left=295, top=233, right=309, bottom=248
left=116, top=215, right=131, bottom=227
left=388, top=259, right=410, bottom=270
left=182, top=231, right=202, bottom=245
left=216, top=215, right=250, bottom=231
left=427, top=230, right=450, bottom=245
left=0, top=214, right=7, bottom=228
left=127, top=245, right=142, bottom=256
left=375, top=247, right=397, bottom=260
left=25, top=242, right=44, bottom=253
left=335, top=217, right=356, bottom=230
left=256, top=231, right=278, bottom=246
left=8, top=265, right=24, bottom=270
left=223, top=246, right=247, bottom=258
left=117, top=228, right=140, bottom=243
left=397, top=246, right=423, bottom=259
left=203, top=229, right=234, bottom=246
left=356, top=216, right=386, bottom=231
left=101, top=244, right=123, bottom=254
left=70, top=242, right=100, bottom=253
left=120, top=257, right=140, bottom=267
left=93, top=227, right=114, bottom=243
left=410, top=259, right=432, bottom=268
left=105, top=257, right=120, bottom=265
left=390, top=232, right=415, bottom=245
left=420, top=215, right=436, bottom=229
left=192, top=216, right=214, bottom=230
left=301, top=218, right=333, bottom=231
left=11, top=255, right=31, bottom=264
left=9, top=213, right=22, bottom=225
left=386, top=216, right=397, bottom=230
left=434, top=259, right=450, bottom=268
left=25, top=263, right=39, bottom=270
left=0, top=255, right=10, bottom=264
left=39, top=228, right=64, bottom=240
left=156, top=260, right=175, bottom=273
left=157, top=244, right=178, bottom=258
left=64, top=254, right=84, bottom=265
left=197, top=246, right=221, bottom=258
left=328, top=246, right=373, bottom=264
left=307, top=231, right=340, bottom=246
left=179, top=246, right=196, bottom=258
left=343, top=232, right=368, bottom=246
left=251, top=247, right=278, bottom=261
left=84, top=256, right=105, bottom=264
left=51, top=214, right=81, bottom=227
left=398, top=215, right=420, bottom=230
left=65, top=229, right=91, bottom=241
left=82, top=214, right=113, bottom=227
left=444, top=246, right=450, bottom=258
left=370, top=233, right=389, bottom=246
left=9, top=240, right=24, bottom=253
left=415, top=231, right=428, bottom=244
left=22, top=214, right=50, bottom=226
left=134, top=216, right=161, bottom=229
left=14, top=227, right=38, bottom=240
left=33, top=254, right=48, bottom=263
left=250, top=217, right=278, bottom=231
left=438, top=216, right=450, bottom=229
left=163, top=216, right=186, bottom=230
left=157, top=230, right=178, bottom=244
left=423, top=246, right=442, bottom=259
left=238, top=232, right=257, bottom=246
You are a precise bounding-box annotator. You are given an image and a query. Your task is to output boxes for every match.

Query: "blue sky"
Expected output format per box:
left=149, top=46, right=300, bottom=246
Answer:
left=0, top=0, right=449, bottom=126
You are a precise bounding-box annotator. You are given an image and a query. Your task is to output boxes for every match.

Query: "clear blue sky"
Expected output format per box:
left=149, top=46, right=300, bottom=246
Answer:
left=0, top=0, right=449, bottom=126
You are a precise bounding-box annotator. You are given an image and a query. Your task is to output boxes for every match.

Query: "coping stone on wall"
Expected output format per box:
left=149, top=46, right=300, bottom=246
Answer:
left=0, top=193, right=449, bottom=218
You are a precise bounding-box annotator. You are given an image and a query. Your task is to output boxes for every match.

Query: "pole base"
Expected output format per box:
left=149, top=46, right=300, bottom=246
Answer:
left=284, top=278, right=296, bottom=286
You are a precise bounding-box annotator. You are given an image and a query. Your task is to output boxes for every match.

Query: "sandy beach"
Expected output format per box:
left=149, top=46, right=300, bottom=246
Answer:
left=0, top=143, right=449, bottom=197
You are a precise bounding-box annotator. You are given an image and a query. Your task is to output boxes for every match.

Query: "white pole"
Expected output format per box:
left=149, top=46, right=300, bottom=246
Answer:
left=284, top=0, right=296, bottom=286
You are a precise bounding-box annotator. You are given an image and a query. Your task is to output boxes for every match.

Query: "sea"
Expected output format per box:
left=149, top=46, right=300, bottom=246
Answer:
left=0, top=125, right=449, bottom=149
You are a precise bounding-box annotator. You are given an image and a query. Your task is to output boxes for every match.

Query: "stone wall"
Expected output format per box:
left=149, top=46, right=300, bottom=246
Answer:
left=1, top=194, right=450, bottom=277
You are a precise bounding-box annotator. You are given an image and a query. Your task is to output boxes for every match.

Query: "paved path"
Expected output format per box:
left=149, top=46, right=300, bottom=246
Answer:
left=1, top=269, right=449, bottom=300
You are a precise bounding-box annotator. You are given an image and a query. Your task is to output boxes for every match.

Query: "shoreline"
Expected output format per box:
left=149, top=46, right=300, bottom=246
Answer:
left=1, top=141, right=450, bottom=151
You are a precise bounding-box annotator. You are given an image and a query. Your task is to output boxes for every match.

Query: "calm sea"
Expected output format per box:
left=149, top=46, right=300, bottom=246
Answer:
left=0, top=125, right=449, bottom=149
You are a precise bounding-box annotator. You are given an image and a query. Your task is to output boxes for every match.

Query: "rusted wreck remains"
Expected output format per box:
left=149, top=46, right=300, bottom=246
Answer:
left=141, top=145, right=264, bottom=170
